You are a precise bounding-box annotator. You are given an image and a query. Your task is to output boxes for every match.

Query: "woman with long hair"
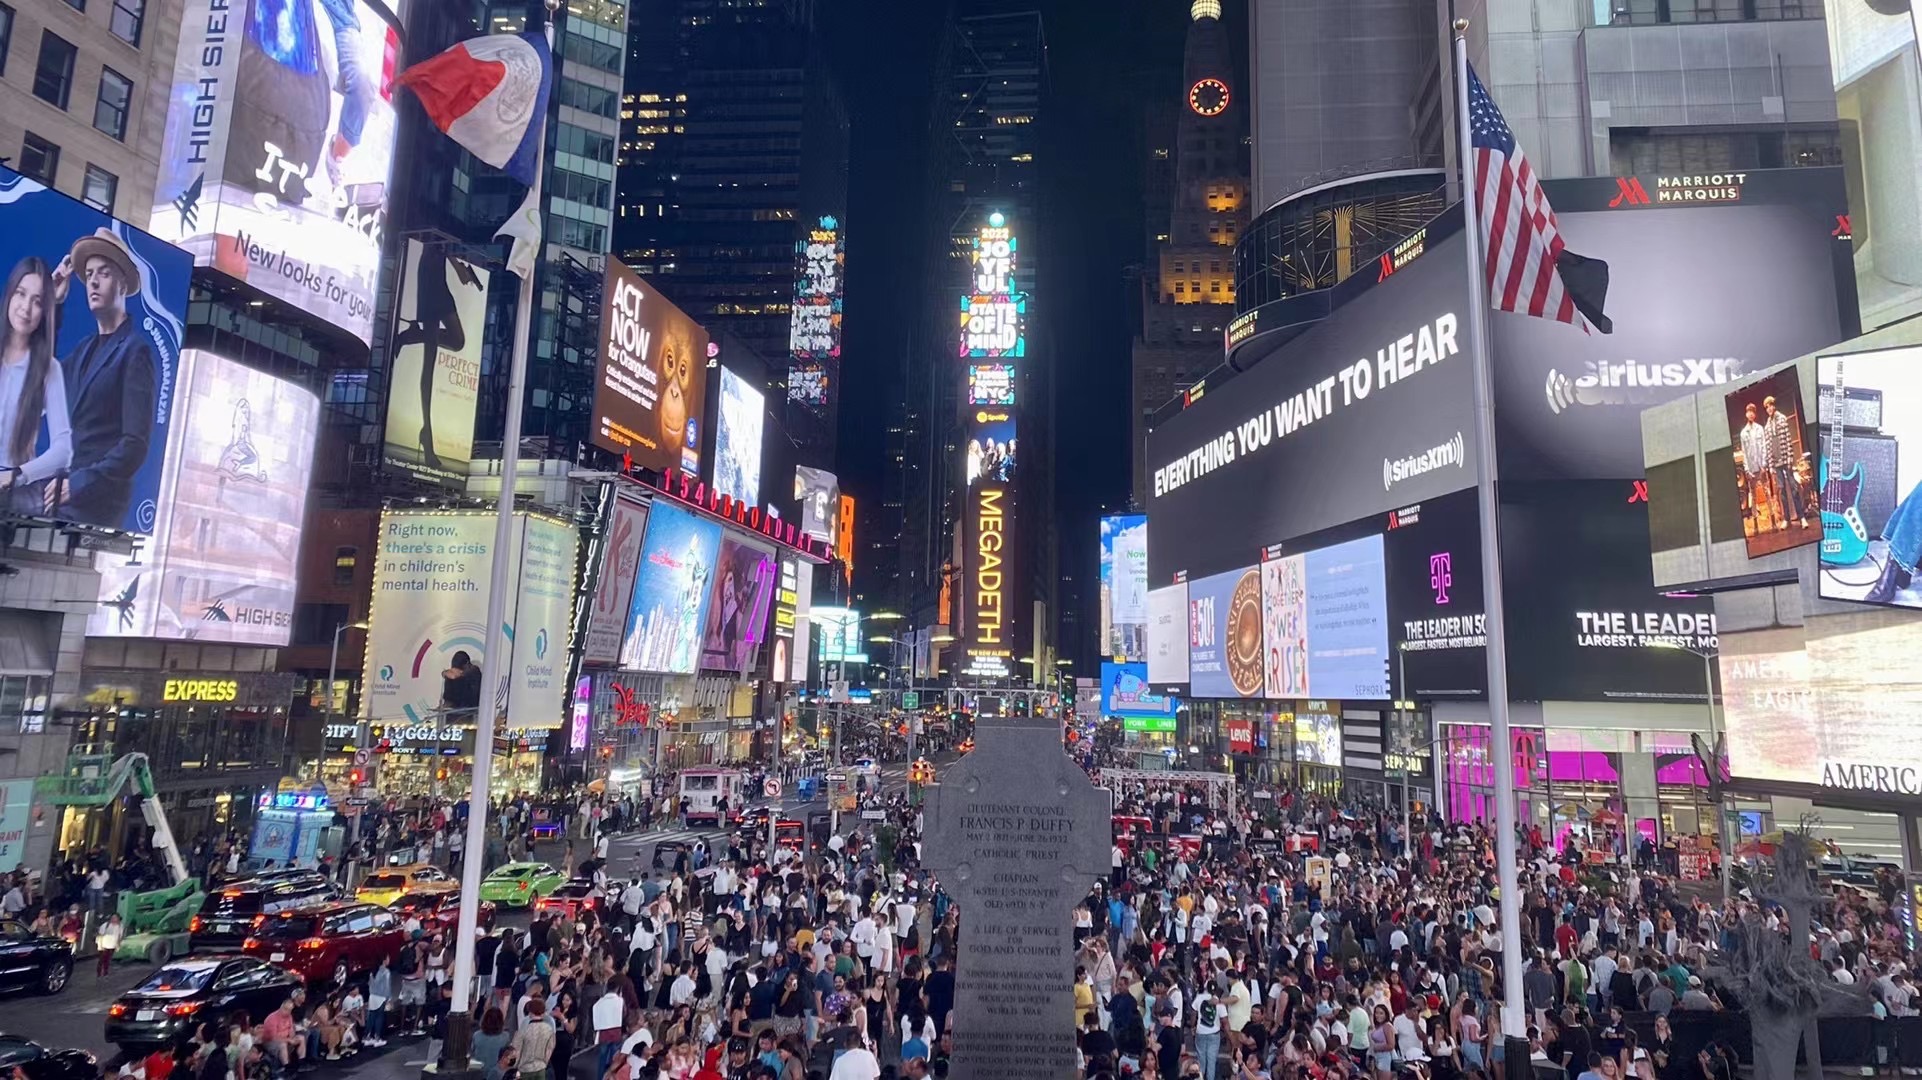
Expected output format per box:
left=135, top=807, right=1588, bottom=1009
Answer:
left=0, top=257, right=71, bottom=515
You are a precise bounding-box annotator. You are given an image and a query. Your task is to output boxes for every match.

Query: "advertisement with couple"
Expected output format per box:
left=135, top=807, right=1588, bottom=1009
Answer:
left=0, top=168, right=190, bottom=535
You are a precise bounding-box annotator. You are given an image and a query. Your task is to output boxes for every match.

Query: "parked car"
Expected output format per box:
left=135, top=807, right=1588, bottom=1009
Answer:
left=242, top=902, right=404, bottom=986
left=479, top=862, right=564, bottom=908
left=105, top=957, right=301, bottom=1051
left=534, top=879, right=604, bottom=920
left=390, top=886, right=495, bottom=934
left=0, top=1033, right=100, bottom=1080
left=188, top=877, right=337, bottom=953
left=0, top=919, right=74, bottom=995
left=356, top=863, right=452, bottom=907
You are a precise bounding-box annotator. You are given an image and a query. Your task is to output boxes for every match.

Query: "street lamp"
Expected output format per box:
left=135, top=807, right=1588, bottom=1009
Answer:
left=324, top=620, right=370, bottom=745
left=869, top=611, right=906, bottom=622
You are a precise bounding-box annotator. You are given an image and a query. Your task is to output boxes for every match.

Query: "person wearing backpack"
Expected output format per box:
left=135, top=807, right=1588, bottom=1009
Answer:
left=396, top=934, right=426, bottom=1035
left=1195, top=984, right=1223, bottom=1080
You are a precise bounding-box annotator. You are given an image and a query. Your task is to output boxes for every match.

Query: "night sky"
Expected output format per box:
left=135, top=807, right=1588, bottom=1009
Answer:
left=820, top=1, right=1195, bottom=598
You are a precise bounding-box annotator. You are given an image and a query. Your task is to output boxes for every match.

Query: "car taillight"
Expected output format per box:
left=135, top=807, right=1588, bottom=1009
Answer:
left=253, top=915, right=266, bottom=928
left=300, top=938, right=327, bottom=951
left=164, top=1002, right=202, bottom=1017
left=108, top=1004, right=128, bottom=1019
left=243, top=937, right=260, bottom=950
left=189, top=917, right=203, bottom=932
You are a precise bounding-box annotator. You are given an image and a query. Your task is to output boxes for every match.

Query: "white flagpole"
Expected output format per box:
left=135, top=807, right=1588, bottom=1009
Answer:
left=443, top=2, right=556, bottom=1063
left=1451, top=18, right=1528, bottom=1041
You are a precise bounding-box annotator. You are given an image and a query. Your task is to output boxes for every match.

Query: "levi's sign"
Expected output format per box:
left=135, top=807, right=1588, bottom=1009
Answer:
left=1153, top=312, right=1459, bottom=498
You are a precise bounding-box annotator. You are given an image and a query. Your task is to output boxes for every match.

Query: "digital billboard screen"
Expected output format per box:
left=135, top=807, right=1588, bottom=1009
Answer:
left=812, top=605, right=864, bottom=665
left=579, top=498, right=648, bottom=665
left=966, top=410, right=1016, bottom=487
left=152, top=0, right=401, bottom=346
left=90, top=350, right=320, bottom=644
left=1491, top=170, right=1853, bottom=481
left=1145, top=224, right=1477, bottom=584
left=700, top=536, right=776, bottom=673
left=1723, top=366, right=1818, bottom=560
left=1816, top=346, right=1922, bottom=609
left=969, top=363, right=1016, bottom=406
left=714, top=367, right=764, bottom=507
left=788, top=215, right=842, bottom=376
left=595, top=258, right=708, bottom=474
left=383, top=240, right=490, bottom=486
left=961, top=220, right=1024, bottom=358
left=1146, top=582, right=1189, bottom=685
left=1187, top=566, right=1259, bottom=698
left=1099, top=515, right=1147, bottom=662
left=1383, top=489, right=1488, bottom=700
left=620, top=501, right=721, bottom=674
left=1099, top=661, right=1177, bottom=731
left=1294, top=706, right=1342, bottom=765
left=794, top=466, right=839, bottom=544
left=0, top=168, right=192, bottom=535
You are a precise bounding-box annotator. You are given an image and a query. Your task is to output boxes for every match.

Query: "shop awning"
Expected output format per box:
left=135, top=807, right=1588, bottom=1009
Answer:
left=0, top=610, right=56, bottom=675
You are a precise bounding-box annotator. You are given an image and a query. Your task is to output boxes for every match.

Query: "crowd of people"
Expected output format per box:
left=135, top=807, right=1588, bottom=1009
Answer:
left=81, top=738, right=1922, bottom=1080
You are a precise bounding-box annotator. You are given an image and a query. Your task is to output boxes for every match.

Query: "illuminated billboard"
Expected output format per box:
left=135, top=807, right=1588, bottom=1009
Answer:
left=965, top=410, right=1017, bottom=487
left=966, top=483, right=1012, bottom=678
left=579, top=498, right=648, bottom=665
left=1817, top=346, right=1922, bottom=609
left=836, top=493, right=856, bottom=584
left=383, top=240, right=490, bottom=486
left=362, top=509, right=579, bottom=730
left=1099, top=514, right=1148, bottom=662
left=714, top=367, right=764, bottom=507
left=90, top=350, right=320, bottom=644
left=594, top=258, right=708, bottom=474
left=151, top=0, right=401, bottom=346
left=968, top=363, right=1017, bottom=406
left=700, top=536, right=776, bottom=673
left=620, top=501, right=721, bottom=674
left=0, top=167, right=191, bottom=535
left=812, top=605, right=865, bottom=664
left=794, top=466, right=839, bottom=544
left=960, top=219, right=1025, bottom=358
left=788, top=215, right=842, bottom=405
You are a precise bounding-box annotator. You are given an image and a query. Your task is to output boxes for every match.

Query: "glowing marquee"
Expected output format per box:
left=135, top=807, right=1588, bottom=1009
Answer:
left=960, top=223, right=1026, bottom=358
left=788, top=215, right=842, bottom=404
left=968, top=485, right=1011, bottom=676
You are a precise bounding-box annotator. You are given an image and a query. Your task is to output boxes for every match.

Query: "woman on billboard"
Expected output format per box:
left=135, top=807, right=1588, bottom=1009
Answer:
left=0, top=256, right=73, bottom=515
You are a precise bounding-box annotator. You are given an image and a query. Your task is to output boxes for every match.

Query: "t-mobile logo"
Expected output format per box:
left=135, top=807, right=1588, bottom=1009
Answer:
left=1430, top=552, right=1453, bottom=605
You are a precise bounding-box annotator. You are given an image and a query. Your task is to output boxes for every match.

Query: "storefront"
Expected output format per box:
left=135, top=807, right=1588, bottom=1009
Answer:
left=68, top=668, right=296, bottom=859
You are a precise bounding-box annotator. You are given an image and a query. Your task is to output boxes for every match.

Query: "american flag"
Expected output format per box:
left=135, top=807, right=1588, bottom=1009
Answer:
left=1467, top=62, right=1608, bottom=334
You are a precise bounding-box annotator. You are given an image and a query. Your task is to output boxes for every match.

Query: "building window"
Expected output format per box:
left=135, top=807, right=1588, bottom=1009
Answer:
left=18, top=133, right=59, bottom=184
left=110, top=0, right=143, bottom=45
left=93, top=68, right=131, bottom=140
left=0, top=5, right=14, bottom=77
left=1174, top=282, right=1185, bottom=295
left=33, top=31, right=76, bottom=108
left=334, top=546, right=358, bottom=586
left=80, top=164, right=116, bottom=212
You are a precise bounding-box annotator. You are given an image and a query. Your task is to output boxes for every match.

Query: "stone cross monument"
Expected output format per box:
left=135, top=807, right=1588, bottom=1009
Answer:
left=924, top=712, right=1111, bottom=1079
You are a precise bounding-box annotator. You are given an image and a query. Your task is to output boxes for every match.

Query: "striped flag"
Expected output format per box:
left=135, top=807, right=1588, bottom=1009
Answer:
left=1466, top=63, right=1612, bottom=334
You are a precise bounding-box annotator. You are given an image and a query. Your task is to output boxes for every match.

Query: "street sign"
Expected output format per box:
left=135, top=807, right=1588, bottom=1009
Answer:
left=826, top=772, right=847, bottom=783
left=902, top=691, right=920, bottom=709
left=764, top=778, right=782, bottom=799
left=861, top=809, right=886, bottom=821
left=353, top=748, right=371, bottom=767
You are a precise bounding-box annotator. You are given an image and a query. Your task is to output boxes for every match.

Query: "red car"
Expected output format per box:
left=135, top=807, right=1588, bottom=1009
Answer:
left=390, top=887, right=496, bottom=934
left=243, top=902, right=404, bottom=986
left=534, top=879, right=604, bottom=920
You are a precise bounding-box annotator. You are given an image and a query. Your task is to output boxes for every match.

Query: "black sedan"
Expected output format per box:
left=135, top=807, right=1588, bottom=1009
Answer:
left=0, top=1034, right=99, bottom=1080
left=0, top=919, right=74, bottom=995
left=106, top=957, right=302, bottom=1051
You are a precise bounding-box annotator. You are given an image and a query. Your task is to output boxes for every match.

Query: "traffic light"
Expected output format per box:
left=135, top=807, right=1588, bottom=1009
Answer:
left=348, top=768, right=364, bottom=786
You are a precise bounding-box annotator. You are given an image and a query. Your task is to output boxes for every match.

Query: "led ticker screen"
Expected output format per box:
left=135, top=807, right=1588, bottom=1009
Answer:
left=969, top=363, right=1017, bottom=406
left=960, top=220, right=1026, bottom=358
left=788, top=215, right=841, bottom=407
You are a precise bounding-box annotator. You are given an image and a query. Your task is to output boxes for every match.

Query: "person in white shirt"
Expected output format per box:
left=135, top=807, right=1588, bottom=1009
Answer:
left=1392, top=1002, right=1426, bottom=1060
left=849, top=914, right=878, bottom=964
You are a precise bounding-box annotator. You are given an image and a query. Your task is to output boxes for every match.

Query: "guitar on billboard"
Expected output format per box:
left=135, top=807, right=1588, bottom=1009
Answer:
left=1820, top=356, right=1870, bottom=567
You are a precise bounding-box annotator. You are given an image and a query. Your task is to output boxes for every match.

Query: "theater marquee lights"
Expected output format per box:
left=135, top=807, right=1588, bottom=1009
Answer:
left=960, top=219, right=1026, bottom=358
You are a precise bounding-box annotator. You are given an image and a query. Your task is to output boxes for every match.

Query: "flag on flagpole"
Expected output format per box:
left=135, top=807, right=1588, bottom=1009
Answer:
left=399, top=31, right=553, bottom=186
left=1465, top=62, right=1612, bottom=334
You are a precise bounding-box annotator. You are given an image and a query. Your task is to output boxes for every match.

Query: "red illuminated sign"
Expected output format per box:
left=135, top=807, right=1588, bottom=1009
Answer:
left=646, top=471, right=832, bottom=562
left=1608, top=177, right=1651, bottom=208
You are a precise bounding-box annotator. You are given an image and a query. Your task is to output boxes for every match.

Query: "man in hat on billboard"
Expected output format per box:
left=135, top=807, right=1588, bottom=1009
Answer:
left=46, top=227, right=157, bottom=528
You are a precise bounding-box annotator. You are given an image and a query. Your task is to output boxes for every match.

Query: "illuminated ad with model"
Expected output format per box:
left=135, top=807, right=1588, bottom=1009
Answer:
left=794, top=466, right=839, bottom=545
left=788, top=215, right=841, bottom=405
left=578, top=498, right=649, bottom=665
left=152, top=0, right=403, bottom=346
left=620, top=501, right=721, bottom=675
left=0, top=167, right=192, bottom=535
left=362, top=509, right=579, bottom=729
left=811, top=605, right=865, bottom=665
left=713, top=366, right=764, bottom=507
left=593, top=258, right=708, bottom=475
left=1099, top=514, right=1148, bottom=662
left=89, top=350, right=321, bottom=644
left=383, top=239, right=490, bottom=486
left=700, top=536, right=777, bottom=674
left=1817, top=346, right=1922, bottom=610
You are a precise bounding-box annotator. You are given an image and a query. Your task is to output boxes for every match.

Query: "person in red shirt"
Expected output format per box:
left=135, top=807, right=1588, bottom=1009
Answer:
left=1555, top=917, right=1580, bottom=959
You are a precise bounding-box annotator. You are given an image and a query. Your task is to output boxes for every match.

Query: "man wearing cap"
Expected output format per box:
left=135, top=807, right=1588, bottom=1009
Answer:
left=48, top=227, right=156, bottom=527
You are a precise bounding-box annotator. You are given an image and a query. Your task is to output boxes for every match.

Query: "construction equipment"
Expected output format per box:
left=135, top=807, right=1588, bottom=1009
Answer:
left=37, top=753, right=205, bottom=963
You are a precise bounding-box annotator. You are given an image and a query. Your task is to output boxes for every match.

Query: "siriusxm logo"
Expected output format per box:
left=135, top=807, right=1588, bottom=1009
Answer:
left=1545, top=358, right=1743, bottom=413
left=1383, top=432, right=1465, bottom=491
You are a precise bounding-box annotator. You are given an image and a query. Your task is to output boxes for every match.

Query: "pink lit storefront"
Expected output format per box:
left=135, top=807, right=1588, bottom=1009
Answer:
left=1439, top=716, right=1732, bottom=871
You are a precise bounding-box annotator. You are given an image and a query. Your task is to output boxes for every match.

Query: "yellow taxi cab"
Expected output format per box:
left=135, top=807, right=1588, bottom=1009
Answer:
left=356, top=862, right=451, bottom=906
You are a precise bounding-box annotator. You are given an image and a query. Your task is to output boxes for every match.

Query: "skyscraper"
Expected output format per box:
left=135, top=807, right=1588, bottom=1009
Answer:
left=614, top=0, right=850, bottom=459
left=1130, top=1, right=1249, bottom=504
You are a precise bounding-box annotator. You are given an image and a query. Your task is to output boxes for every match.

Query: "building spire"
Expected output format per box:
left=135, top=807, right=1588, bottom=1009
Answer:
left=1191, top=0, right=1220, bottom=21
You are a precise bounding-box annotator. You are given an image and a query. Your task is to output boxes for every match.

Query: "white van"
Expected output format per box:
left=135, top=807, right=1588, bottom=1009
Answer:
left=678, top=767, right=748, bottom=826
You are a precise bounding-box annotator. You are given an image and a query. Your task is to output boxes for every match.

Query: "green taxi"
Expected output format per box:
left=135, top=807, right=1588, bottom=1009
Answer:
left=479, top=861, right=565, bottom=908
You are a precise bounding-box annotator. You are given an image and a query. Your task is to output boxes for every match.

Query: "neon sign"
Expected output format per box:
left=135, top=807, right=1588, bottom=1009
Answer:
left=646, top=471, right=831, bottom=562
